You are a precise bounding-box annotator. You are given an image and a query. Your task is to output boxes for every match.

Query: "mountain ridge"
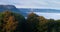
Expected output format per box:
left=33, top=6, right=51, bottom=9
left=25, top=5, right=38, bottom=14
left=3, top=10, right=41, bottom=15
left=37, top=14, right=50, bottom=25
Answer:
left=0, top=5, right=60, bottom=17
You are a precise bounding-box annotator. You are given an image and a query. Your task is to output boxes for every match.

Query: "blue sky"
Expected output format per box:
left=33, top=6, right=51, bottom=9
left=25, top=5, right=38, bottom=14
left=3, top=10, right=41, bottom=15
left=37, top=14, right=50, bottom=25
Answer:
left=0, top=0, right=60, bottom=19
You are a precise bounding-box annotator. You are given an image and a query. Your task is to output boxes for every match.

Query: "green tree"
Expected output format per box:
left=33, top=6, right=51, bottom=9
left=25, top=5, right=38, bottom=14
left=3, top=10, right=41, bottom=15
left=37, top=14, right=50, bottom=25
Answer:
left=47, top=19, right=57, bottom=32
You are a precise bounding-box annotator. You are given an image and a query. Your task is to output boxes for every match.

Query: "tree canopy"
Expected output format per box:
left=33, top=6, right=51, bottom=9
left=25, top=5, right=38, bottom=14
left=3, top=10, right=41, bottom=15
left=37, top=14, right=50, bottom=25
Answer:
left=0, top=11, right=60, bottom=32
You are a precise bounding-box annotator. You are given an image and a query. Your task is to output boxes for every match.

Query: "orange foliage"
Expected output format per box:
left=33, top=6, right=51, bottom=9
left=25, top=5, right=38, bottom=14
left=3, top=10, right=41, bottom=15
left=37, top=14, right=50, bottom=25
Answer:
left=2, top=11, right=18, bottom=32
left=37, top=16, right=48, bottom=25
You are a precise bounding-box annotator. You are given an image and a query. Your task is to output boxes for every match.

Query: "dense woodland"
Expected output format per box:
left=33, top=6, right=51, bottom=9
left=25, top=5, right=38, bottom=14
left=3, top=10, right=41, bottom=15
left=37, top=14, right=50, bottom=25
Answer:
left=0, top=11, right=60, bottom=32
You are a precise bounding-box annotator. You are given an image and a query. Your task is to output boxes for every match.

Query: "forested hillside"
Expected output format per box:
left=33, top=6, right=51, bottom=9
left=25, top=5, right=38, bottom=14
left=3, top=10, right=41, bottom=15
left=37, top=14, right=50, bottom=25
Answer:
left=0, top=11, right=60, bottom=32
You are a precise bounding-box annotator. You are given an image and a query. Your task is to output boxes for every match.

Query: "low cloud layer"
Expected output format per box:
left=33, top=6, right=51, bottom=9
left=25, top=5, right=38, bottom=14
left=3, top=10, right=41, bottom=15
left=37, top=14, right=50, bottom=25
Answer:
left=34, top=12, right=60, bottom=20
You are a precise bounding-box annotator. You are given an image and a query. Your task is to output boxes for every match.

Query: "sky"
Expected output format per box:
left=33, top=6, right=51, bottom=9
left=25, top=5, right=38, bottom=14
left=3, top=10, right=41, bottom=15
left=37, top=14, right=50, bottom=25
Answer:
left=0, top=0, right=60, bottom=9
left=0, top=0, right=60, bottom=19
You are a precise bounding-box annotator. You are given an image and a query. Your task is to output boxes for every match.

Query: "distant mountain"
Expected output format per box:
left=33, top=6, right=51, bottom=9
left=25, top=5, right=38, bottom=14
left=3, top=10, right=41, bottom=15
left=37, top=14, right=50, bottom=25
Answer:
left=0, top=5, right=60, bottom=17
left=0, top=5, right=20, bottom=13
left=18, top=8, right=31, bottom=17
left=34, top=9, right=60, bottom=13
left=18, top=8, right=60, bottom=17
left=18, top=8, right=60, bottom=13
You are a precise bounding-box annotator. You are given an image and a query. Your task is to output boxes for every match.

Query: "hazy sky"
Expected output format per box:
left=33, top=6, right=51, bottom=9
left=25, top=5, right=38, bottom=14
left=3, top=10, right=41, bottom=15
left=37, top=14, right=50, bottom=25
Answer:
left=0, top=0, right=60, bottom=9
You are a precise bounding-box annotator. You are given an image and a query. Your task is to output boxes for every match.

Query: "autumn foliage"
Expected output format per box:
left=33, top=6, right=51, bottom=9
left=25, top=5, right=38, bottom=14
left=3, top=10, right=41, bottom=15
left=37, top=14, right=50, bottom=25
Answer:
left=0, top=11, right=25, bottom=32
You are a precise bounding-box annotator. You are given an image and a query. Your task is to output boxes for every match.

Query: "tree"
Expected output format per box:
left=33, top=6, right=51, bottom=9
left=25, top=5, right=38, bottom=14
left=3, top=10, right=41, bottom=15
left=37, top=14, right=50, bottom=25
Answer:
left=47, top=19, right=57, bottom=32
left=26, top=13, right=40, bottom=32
left=0, top=11, right=26, bottom=32
left=37, top=16, right=48, bottom=32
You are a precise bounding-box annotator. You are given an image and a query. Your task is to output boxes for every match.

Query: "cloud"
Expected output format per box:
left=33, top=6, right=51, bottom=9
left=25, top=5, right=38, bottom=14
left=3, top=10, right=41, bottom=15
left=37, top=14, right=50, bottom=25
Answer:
left=34, top=12, right=60, bottom=20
